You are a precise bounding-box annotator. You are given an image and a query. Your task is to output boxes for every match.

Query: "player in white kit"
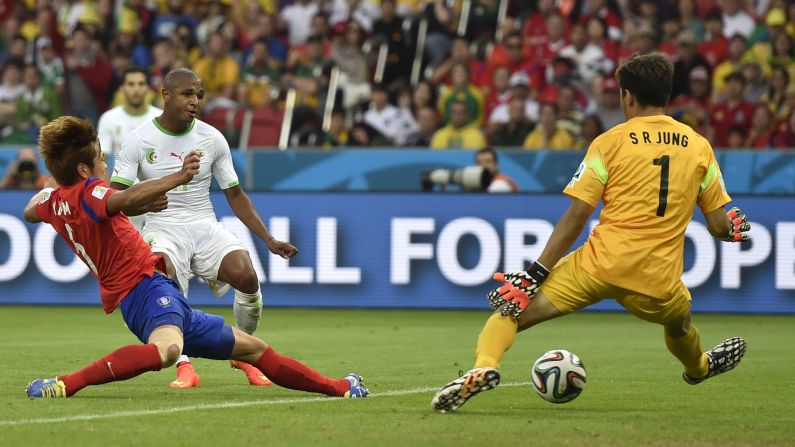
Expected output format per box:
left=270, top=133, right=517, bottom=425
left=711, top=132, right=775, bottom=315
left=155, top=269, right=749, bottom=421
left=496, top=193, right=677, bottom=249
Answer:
left=110, top=68, right=298, bottom=388
left=97, top=67, right=161, bottom=231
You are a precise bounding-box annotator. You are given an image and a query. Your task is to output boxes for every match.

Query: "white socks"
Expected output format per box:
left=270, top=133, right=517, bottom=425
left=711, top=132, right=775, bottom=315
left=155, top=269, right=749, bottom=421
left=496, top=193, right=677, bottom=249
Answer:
left=234, top=287, right=263, bottom=335
left=176, top=354, right=190, bottom=365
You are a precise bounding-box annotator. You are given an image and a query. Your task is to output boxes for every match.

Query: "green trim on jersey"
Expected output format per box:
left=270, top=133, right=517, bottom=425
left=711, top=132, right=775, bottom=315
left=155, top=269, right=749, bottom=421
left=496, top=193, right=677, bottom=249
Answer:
left=699, top=163, right=718, bottom=195
left=226, top=180, right=240, bottom=188
left=152, top=118, right=195, bottom=136
left=110, top=176, right=134, bottom=186
left=588, top=157, right=609, bottom=184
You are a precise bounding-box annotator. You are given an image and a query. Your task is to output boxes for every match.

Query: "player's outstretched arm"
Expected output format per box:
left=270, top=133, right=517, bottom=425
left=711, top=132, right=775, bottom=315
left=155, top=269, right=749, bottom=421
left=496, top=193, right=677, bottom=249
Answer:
left=704, top=206, right=751, bottom=242
left=106, top=151, right=201, bottom=216
left=222, top=185, right=298, bottom=259
left=23, top=178, right=60, bottom=223
left=487, top=197, right=595, bottom=317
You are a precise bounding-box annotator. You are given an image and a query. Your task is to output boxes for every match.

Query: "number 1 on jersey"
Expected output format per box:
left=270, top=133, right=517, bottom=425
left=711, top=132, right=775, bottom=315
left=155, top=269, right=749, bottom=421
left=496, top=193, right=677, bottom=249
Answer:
left=653, top=155, right=669, bottom=217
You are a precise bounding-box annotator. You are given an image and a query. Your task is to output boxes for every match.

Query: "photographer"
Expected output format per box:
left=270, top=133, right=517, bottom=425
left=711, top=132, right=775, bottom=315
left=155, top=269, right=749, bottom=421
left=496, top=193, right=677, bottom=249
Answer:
left=1, top=147, right=49, bottom=190
left=476, top=148, right=519, bottom=193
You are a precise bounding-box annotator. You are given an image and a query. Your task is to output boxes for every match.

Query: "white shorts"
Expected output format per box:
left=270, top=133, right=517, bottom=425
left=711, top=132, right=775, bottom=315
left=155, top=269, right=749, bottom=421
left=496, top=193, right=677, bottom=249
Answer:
left=142, top=219, right=247, bottom=298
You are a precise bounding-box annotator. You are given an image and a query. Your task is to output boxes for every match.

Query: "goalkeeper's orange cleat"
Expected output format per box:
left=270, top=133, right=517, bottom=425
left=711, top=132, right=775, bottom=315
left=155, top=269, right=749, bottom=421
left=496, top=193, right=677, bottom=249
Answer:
left=230, top=360, right=273, bottom=386
left=169, top=362, right=201, bottom=389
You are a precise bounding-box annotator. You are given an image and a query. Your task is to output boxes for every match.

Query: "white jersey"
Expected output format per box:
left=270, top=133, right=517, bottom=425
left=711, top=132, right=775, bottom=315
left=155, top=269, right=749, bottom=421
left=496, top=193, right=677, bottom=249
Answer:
left=111, top=118, right=239, bottom=225
left=97, top=105, right=162, bottom=156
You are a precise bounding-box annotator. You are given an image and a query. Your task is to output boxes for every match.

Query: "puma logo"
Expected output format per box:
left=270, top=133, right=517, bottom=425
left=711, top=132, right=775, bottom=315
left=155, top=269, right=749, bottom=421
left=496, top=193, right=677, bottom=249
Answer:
left=170, top=152, right=184, bottom=161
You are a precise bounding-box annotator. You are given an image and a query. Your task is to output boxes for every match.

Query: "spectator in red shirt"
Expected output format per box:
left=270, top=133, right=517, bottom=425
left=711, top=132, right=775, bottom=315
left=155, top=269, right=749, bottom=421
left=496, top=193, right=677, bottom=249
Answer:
left=709, top=71, right=755, bottom=147
left=577, top=0, right=623, bottom=41
left=487, top=32, right=544, bottom=90
left=65, top=26, right=113, bottom=123
left=586, top=16, right=621, bottom=63
left=668, top=66, right=713, bottom=134
left=699, top=10, right=729, bottom=67
left=484, top=65, right=511, bottom=117
left=432, top=37, right=487, bottom=88
left=522, top=0, right=560, bottom=46
left=744, top=103, right=775, bottom=148
left=525, top=15, right=568, bottom=83
left=771, top=108, right=795, bottom=148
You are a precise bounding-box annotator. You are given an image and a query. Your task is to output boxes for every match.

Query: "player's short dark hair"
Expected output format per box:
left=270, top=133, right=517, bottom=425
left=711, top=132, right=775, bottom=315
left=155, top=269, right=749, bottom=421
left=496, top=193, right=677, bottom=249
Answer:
left=163, top=67, right=201, bottom=91
left=476, top=147, right=498, bottom=162
left=616, top=53, right=673, bottom=108
left=121, top=65, right=148, bottom=84
left=38, top=117, right=99, bottom=186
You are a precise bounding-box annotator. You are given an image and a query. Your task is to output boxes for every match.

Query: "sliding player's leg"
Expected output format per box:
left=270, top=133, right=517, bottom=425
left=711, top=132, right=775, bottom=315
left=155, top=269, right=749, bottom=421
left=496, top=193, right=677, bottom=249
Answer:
left=144, top=227, right=202, bottom=389
left=26, top=274, right=187, bottom=399
left=181, top=308, right=368, bottom=398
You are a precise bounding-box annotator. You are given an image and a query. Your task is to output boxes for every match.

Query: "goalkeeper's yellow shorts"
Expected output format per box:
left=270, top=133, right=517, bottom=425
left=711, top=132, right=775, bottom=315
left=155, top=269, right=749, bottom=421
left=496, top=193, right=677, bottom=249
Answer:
left=540, top=248, right=692, bottom=325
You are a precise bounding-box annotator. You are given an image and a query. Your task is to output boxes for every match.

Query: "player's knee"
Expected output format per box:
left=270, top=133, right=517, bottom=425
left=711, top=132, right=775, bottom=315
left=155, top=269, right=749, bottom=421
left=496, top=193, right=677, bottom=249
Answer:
left=155, top=342, right=183, bottom=367
left=238, top=270, right=260, bottom=295
left=665, top=316, right=692, bottom=338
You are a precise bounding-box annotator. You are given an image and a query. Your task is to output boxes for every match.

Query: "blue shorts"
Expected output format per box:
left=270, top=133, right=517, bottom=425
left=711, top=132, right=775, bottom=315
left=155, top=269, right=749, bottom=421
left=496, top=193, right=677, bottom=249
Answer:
left=119, top=273, right=235, bottom=360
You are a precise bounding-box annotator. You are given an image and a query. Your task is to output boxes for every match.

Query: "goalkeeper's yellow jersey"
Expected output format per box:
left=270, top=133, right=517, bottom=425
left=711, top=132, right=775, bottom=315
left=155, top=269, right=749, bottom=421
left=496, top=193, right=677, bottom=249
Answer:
left=563, top=115, right=731, bottom=299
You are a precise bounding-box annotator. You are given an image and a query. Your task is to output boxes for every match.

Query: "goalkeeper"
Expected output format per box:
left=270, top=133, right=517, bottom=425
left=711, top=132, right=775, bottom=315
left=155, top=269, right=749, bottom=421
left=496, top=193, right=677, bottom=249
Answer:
left=432, top=53, right=751, bottom=413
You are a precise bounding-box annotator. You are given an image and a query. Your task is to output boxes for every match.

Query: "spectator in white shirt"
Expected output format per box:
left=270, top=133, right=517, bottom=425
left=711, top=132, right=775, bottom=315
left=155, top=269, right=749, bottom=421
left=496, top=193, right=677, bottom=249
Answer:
left=363, top=84, right=419, bottom=146
left=280, top=0, right=320, bottom=46
left=721, top=0, right=756, bottom=39
left=559, top=23, right=613, bottom=84
left=488, top=72, right=539, bottom=128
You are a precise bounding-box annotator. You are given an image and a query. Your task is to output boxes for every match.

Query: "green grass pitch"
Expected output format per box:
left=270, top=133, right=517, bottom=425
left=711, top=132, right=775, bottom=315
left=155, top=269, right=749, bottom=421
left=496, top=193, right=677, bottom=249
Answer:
left=0, top=306, right=792, bottom=447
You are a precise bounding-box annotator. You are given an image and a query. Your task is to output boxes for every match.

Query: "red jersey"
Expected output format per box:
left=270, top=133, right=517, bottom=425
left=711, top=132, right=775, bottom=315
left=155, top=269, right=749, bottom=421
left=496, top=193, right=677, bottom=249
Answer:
left=709, top=100, right=755, bottom=147
left=34, top=178, right=162, bottom=313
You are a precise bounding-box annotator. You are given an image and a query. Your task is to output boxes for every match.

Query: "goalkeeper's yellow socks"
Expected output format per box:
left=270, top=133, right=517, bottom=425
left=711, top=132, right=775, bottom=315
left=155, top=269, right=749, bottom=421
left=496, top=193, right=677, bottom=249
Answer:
left=664, top=323, right=709, bottom=378
left=474, top=314, right=518, bottom=369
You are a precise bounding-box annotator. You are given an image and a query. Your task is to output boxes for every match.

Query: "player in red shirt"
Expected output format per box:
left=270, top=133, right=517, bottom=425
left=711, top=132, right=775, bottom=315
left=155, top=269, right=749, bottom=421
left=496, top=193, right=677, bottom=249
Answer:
left=23, top=116, right=368, bottom=399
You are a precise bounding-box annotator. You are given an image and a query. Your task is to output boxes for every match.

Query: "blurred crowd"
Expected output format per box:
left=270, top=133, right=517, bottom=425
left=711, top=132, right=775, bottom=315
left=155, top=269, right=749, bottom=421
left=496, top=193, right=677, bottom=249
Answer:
left=1, top=0, right=795, bottom=153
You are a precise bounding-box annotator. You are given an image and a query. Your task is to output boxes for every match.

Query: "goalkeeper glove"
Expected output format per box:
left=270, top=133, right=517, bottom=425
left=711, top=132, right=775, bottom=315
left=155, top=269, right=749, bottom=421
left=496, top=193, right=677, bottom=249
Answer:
left=486, top=261, right=551, bottom=319
left=724, top=207, right=751, bottom=242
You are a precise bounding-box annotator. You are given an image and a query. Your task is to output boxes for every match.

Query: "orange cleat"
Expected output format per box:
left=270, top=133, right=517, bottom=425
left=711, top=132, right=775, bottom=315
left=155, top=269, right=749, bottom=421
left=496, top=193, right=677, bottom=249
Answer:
left=169, top=362, right=201, bottom=388
left=230, top=360, right=273, bottom=386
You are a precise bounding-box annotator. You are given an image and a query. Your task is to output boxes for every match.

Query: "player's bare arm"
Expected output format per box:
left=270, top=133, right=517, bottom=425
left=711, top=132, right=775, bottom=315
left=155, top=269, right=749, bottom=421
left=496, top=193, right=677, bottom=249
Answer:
left=536, top=197, right=596, bottom=269
left=222, top=185, right=298, bottom=259
left=487, top=197, right=595, bottom=318
left=23, top=178, right=60, bottom=223
left=107, top=151, right=201, bottom=216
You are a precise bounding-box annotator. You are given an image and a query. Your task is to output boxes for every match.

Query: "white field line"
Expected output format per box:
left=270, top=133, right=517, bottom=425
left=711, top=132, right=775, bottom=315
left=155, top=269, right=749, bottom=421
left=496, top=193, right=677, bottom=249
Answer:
left=0, top=381, right=531, bottom=427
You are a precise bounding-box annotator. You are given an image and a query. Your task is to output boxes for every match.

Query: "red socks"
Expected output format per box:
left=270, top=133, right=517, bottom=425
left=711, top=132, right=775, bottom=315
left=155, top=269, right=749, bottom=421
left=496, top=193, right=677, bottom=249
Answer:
left=254, top=347, right=349, bottom=397
left=60, top=344, right=163, bottom=397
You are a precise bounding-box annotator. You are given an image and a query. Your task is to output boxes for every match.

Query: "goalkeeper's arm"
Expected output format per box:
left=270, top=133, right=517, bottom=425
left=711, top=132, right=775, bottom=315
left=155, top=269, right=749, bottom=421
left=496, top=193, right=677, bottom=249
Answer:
left=534, top=197, right=595, bottom=272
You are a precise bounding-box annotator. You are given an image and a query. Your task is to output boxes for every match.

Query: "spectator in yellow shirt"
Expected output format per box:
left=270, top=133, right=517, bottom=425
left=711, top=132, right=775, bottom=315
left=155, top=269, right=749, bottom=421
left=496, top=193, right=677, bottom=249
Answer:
left=193, top=31, right=240, bottom=111
left=523, top=103, right=576, bottom=150
left=431, top=101, right=487, bottom=149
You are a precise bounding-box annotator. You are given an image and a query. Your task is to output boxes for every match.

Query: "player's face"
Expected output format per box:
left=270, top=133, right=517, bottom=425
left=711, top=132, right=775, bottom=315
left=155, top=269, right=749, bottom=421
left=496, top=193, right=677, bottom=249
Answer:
left=122, top=72, right=149, bottom=108
left=90, top=146, right=109, bottom=182
left=166, top=79, right=205, bottom=124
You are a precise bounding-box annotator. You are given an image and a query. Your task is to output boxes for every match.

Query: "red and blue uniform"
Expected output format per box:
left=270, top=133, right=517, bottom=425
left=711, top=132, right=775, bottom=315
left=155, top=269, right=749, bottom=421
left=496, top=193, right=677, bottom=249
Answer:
left=34, top=178, right=161, bottom=313
left=34, top=178, right=234, bottom=359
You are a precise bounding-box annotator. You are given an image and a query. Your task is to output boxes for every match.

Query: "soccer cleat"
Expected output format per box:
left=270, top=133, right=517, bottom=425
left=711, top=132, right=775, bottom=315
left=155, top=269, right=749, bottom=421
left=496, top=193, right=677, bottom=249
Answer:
left=169, top=361, right=201, bottom=388
left=683, top=337, right=747, bottom=385
left=432, top=367, right=500, bottom=413
left=229, top=360, right=273, bottom=386
left=26, top=377, right=67, bottom=399
left=343, top=373, right=369, bottom=398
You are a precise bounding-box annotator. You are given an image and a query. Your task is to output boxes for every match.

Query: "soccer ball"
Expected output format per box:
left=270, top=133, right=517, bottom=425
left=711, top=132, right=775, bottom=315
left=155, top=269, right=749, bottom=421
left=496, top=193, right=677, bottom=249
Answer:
left=531, top=349, right=587, bottom=404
